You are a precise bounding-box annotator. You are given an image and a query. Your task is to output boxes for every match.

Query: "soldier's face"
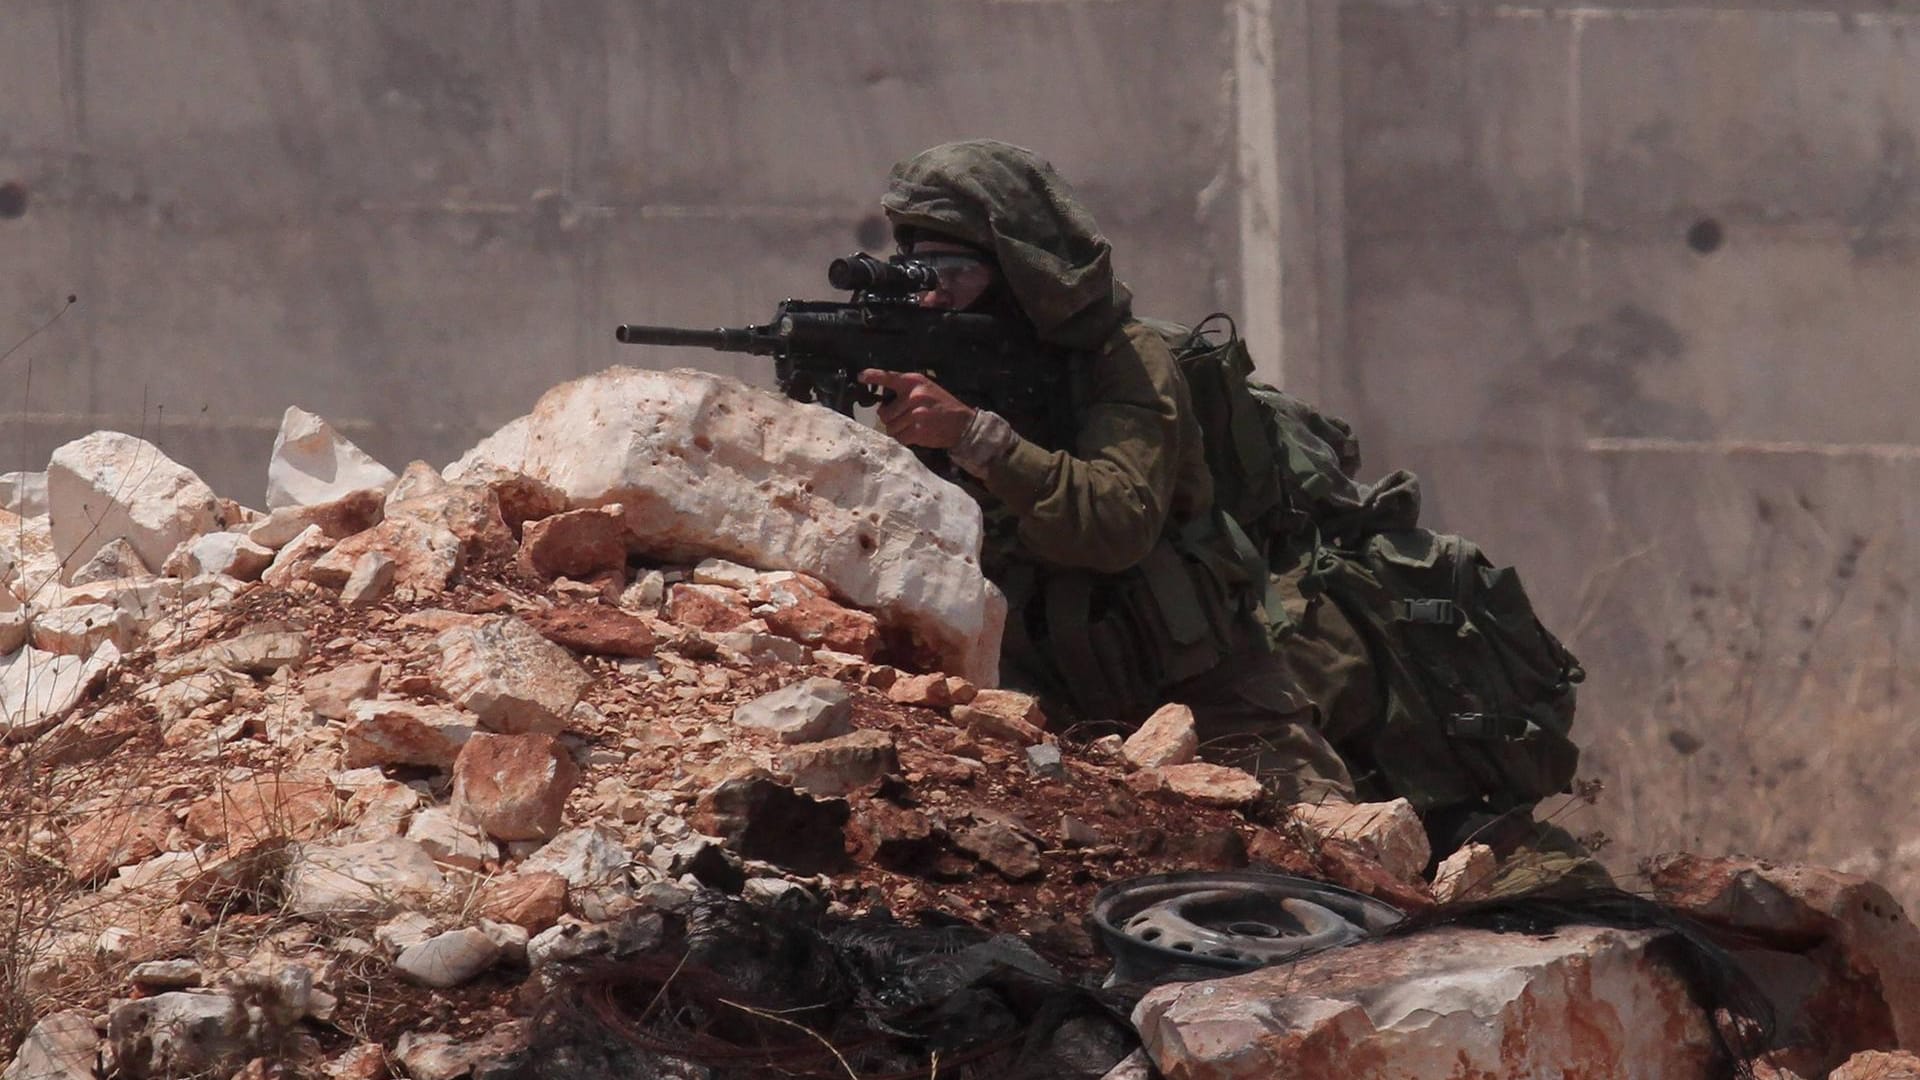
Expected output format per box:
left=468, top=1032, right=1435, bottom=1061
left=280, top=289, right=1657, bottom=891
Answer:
left=904, top=239, right=997, bottom=311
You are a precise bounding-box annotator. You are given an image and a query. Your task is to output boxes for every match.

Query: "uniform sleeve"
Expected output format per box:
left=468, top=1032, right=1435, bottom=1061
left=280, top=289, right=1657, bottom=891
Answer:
left=976, top=323, right=1182, bottom=574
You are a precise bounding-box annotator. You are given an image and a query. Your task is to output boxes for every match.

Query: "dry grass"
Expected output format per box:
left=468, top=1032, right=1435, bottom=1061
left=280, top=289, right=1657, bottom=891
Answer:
left=1563, top=491, right=1917, bottom=903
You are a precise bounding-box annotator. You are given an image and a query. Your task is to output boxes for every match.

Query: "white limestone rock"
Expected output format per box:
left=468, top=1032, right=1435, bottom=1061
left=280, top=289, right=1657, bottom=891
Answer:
left=164, top=532, right=275, bottom=581
left=68, top=537, right=150, bottom=586
left=283, top=837, right=446, bottom=916
left=447, top=367, right=1005, bottom=685
left=394, top=927, right=500, bottom=989
left=1289, top=798, right=1432, bottom=885
left=47, top=431, right=222, bottom=580
left=477, top=918, right=531, bottom=966
left=1, top=510, right=60, bottom=606
left=107, top=992, right=253, bottom=1080
left=432, top=616, right=593, bottom=735
left=1134, top=924, right=1716, bottom=1079
left=27, top=602, right=137, bottom=657
left=732, top=677, right=853, bottom=744
left=692, top=558, right=759, bottom=588
left=1432, top=842, right=1500, bottom=904
left=340, top=551, right=396, bottom=607
left=376, top=912, right=439, bottom=954
left=0, top=471, right=48, bottom=518
left=406, top=807, right=499, bottom=871
left=259, top=524, right=335, bottom=588
left=1122, top=703, right=1199, bottom=769
left=57, top=575, right=182, bottom=630
left=0, top=642, right=119, bottom=741
left=519, top=825, right=633, bottom=921
left=2, top=1009, right=97, bottom=1080
left=267, top=406, right=398, bottom=509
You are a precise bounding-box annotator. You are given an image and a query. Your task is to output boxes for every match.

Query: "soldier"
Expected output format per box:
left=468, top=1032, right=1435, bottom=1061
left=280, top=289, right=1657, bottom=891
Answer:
left=857, top=139, right=1368, bottom=806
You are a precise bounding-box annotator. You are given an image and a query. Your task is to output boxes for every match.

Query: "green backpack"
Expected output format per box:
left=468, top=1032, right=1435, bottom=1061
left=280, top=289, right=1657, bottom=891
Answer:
left=1308, top=531, right=1585, bottom=811
left=1153, top=315, right=1585, bottom=811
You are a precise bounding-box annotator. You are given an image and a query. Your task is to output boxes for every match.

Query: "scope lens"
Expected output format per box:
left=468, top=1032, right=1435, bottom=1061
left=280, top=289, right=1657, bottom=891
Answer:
left=828, top=252, right=941, bottom=294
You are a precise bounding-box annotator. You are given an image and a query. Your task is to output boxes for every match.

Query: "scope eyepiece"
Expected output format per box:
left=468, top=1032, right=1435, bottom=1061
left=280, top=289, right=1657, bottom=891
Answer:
left=828, top=252, right=941, bottom=295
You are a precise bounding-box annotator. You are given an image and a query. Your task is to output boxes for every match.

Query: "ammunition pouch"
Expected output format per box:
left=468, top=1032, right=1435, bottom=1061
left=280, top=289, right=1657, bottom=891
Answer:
left=1031, top=511, right=1263, bottom=725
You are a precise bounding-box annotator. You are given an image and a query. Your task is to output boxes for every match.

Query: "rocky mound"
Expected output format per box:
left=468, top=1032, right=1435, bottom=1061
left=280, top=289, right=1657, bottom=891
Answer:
left=2, top=368, right=1917, bottom=1080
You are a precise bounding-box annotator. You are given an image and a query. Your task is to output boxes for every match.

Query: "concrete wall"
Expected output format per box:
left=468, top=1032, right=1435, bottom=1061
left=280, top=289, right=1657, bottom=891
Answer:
left=1325, top=0, right=1920, bottom=884
left=0, top=0, right=1243, bottom=501
left=5, top=0, right=1916, bottom=887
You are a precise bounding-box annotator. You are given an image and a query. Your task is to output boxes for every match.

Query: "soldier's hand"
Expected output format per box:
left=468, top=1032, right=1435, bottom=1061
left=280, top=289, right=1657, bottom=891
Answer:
left=860, top=369, right=976, bottom=450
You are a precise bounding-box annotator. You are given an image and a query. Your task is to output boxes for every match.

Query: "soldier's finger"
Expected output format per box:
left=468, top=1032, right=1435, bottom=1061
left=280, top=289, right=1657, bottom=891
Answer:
left=860, top=369, right=922, bottom=392
left=876, top=393, right=917, bottom=424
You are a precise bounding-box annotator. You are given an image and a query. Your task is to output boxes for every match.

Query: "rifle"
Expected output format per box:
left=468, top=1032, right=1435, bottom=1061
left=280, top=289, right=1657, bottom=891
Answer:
left=614, top=253, right=1066, bottom=420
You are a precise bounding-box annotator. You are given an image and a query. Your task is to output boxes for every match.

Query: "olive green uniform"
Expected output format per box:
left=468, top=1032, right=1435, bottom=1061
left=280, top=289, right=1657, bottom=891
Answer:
left=881, top=140, right=1357, bottom=803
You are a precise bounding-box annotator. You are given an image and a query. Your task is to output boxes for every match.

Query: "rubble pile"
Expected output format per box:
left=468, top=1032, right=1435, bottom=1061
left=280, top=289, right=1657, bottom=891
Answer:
left=1, top=367, right=1916, bottom=1079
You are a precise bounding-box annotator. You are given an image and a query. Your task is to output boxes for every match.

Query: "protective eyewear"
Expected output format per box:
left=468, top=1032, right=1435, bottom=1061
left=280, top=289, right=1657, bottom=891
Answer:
left=902, top=250, right=996, bottom=278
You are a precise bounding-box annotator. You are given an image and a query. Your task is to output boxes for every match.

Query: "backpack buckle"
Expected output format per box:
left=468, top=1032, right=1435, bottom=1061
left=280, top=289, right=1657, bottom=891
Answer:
left=1394, top=598, right=1459, bottom=625
left=1446, top=712, right=1528, bottom=741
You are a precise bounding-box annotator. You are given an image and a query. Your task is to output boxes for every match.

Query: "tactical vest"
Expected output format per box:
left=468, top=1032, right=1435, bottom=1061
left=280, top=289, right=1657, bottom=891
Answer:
left=960, top=331, right=1268, bottom=728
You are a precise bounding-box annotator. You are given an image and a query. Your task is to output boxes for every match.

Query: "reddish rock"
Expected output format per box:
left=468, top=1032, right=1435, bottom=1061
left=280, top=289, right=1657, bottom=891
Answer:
left=1290, top=798, right=1431, bottom=885
left=852, top=803, right=940, bottom=870
left=478, top=472, right=569, bottom=536
left=248, top=487, right=387, bottom=548
left=953, top=702, right=1046, bottom=747
left=451, top=732, right=581, bottom=842
left=888, top=672, right=976, bottom=709
left=1135, top=924, right=1715, bottom=1079
left=517, top=505, right=630, bottom=581
left=1313, top=836, right=1437, bottom=914
left=1141, top=762, right=1264, bottom=807
left=388, top=472, right=517, bottom=562
left=307, top=514, right=462, bottom=600
left=520, top=604, right=656, bottom=659
left=303, top=662, right=383, bottom=721
left=953, top=817, right=1043, bottom=881
left=67, top=805, right=175, bottom=883
left=666, top=583, right=754, bottom=633
left=1647, top=853, right=1920, bottom=1060
left=1832, top=1051, right=1920, bottom=1080
left=1122, top=703, right=1199, bottom=769
left=322, top=1043, right=390, bottom=1080
left=1162, top=827, right=1250, bottom=869
left=475, top=871, right=569, bottom=932
left=342, top=699, right=477, bottom=769
left=185, top=775, right=338, bottom=847
left=777, top=729, right=898, bottom=796
left=763, top=596, right=882, bottom=657
left=748, top=573, right=883, bottom=657
left=337, top=778, right=421, bottom=841
left=37, top=701, right=145, bottom=766
left=966, top=688, right=1048, bottom=731
left=693, top=776, right=850, bottom=875
left=260, top=525, right=335, bottom=588
left=1245, top=827, right=1324, bottom=877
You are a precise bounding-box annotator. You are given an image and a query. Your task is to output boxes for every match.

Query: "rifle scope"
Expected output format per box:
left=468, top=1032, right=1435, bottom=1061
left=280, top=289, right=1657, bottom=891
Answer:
left=827, top=252, right=940, bottom=295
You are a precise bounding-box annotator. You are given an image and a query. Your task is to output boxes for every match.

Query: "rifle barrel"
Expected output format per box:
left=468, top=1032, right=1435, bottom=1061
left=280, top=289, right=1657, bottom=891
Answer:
left=614, top=324, right=770, bottom=353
